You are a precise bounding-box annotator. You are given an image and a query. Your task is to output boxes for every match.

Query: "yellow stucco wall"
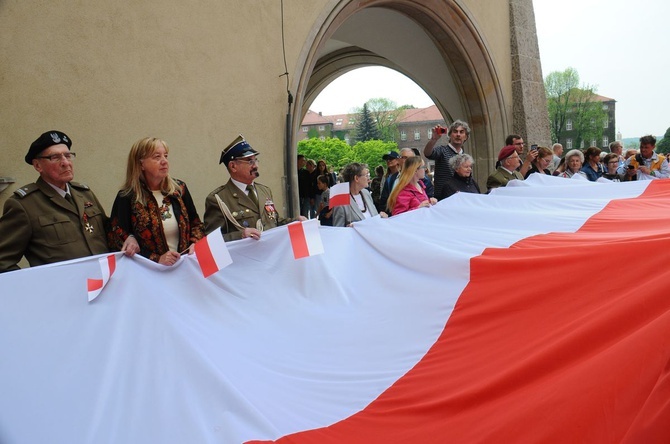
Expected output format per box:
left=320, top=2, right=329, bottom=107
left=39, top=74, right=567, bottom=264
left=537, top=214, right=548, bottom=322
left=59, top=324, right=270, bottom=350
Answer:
left=1, top=0, right=516, bottom=218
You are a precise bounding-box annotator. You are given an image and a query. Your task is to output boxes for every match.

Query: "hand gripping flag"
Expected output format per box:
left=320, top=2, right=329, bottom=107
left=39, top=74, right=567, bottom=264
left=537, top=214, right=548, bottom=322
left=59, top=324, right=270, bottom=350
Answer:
left=194, top=229, right=233, bottom=278
left=287, top=219, right=324, bottom=259
left=86, top=254, right=116, bottom=302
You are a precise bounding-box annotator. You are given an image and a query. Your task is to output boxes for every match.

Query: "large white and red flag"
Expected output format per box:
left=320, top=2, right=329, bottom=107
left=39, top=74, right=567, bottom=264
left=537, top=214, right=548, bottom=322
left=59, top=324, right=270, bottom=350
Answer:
left=1, top=175, right=669, bottom=443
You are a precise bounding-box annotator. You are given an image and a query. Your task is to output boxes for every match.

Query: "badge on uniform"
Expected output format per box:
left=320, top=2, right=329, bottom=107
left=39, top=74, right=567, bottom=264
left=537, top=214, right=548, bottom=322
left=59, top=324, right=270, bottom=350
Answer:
left=264, top=198, right=277, bottom=221
left=82, top=212, right=94, bottom=234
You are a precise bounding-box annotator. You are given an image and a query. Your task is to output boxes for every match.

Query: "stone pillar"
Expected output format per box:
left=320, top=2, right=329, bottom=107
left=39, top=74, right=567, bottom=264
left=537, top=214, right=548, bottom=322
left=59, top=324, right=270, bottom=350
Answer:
left=509, top=0, right=552, bottom=147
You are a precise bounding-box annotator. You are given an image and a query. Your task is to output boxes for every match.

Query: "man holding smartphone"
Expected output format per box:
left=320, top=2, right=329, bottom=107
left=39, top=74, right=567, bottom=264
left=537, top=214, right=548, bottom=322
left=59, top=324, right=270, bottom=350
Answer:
left=623, top=135, right=669, bottom=180
left=424, top=120, right=470, bottom=200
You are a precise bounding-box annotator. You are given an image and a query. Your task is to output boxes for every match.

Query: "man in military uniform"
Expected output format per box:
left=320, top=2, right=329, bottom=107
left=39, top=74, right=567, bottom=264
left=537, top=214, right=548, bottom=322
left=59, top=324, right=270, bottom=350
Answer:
left=0, top=130, right=109, bottom=272
left=204, top=135, right=301, bottom=241
left=486, top=145, right=525, bottom=192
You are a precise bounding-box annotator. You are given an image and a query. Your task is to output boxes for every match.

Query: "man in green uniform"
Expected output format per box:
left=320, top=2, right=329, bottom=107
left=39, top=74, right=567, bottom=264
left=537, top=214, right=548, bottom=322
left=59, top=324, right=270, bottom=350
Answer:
left=0, top=131, right=109, bottom=272
left=486, top=145, right=525, bottom=192
left=204, top=135, right=300, bottom=241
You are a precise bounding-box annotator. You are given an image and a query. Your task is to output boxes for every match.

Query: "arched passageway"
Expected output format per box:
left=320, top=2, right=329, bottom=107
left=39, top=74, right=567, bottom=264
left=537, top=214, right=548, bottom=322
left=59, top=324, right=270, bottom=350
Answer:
left=293, top=1, right=511, bottom=188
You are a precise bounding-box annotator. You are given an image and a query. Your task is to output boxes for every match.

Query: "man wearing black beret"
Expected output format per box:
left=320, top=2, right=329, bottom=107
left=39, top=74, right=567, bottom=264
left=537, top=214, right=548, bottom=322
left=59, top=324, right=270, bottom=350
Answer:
left=0, top=131, right=109, bottom=272
left=203, top=134, right=303, bottom=241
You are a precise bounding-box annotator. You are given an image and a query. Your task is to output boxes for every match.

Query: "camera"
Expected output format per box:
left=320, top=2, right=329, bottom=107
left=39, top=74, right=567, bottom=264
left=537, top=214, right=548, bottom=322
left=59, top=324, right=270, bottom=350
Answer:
left=436, top=127, right=447, bottom=135
left=530, top=144, right=538, bottom=151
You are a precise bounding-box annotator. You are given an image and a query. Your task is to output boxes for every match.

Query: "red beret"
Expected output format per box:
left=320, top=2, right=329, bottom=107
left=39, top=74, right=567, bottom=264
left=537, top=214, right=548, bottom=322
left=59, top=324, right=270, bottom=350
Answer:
left=498, top=145, right=517, bottom=161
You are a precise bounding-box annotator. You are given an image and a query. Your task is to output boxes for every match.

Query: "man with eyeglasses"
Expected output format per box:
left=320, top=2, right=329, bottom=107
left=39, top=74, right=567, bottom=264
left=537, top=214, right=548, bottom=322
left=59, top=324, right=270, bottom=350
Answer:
left=0, top=130, right=109, bottom=272
left=486, top=145, right=525, bottom=192
left=496, top=134, right=537, bottom=178
left=204, top=135, right=302, bottom=241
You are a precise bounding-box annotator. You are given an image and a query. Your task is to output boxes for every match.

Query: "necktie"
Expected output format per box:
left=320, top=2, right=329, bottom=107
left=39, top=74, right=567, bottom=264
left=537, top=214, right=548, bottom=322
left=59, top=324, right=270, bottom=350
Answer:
left=246, top=185, right=259, bottom=207
left=65, top=193, right=74, bottom=205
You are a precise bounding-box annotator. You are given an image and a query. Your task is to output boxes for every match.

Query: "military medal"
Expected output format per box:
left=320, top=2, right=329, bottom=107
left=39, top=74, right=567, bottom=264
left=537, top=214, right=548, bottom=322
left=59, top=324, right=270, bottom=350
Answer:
left=82, top=212, right=94, bottom=234
left=264, top=198, right=277, bottom=221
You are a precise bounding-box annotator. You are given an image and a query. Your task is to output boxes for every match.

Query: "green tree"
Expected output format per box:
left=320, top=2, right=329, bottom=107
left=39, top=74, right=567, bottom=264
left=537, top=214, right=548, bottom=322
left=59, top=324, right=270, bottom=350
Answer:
left=297, top=137, right=397, bottom=173
left=545, top=67, right=607, bottom=146
left=354, top=103, right=381, bottom=142
left=297, top=137, right=353, bottom=171
left=357, top=98, right=401, bottom=142
left=351, top=140, right=398, bottom=172
left=656, top=127, right=670, bottom=154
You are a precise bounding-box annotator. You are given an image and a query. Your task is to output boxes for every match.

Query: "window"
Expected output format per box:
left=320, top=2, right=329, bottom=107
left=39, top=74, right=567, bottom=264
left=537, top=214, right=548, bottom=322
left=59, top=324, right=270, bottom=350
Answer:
left=427, top=129, right=432, bottom=139
left=344, top=134, right=350, bottom=143
left=602, top=137, right=609, bottom=148
left=580, top=140, right=585, bottom=149
left=567, top=139, right=573, bottom=149
left=414, top=130, right=421, bottom=141
left=566, top=119, right=572, bottom=130
left=590, top=139, right=596, bottom=147
left=335, top=119, right=343, bottom=126
left=603, top=119, right=609, bottom=129
left=302, top=126, right=308, bottom=132
left=318, top=125, right=325, bottom=131
left=400, top=130, right=407, bottom=141
left=319, top=136, right=325, bottom=141
left=603, top=104, right=609, bottom=111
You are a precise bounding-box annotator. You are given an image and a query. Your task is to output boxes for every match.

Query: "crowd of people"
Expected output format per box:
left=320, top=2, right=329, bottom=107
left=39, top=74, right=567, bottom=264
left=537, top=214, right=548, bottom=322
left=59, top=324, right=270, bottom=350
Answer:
left=0, top=131, right=305, bottom=273
left=1, top=127, right=667, bottom=273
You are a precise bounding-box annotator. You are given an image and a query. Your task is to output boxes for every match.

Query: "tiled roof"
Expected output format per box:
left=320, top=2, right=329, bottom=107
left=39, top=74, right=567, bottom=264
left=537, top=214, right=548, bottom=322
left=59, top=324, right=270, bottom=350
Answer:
left=398, top=105, right=443, bottom=123
left=592, top=94, right=615, bottom=102
left=302, top=110, right=332, bottom=125
left=302, top=104, right=444, bottom=129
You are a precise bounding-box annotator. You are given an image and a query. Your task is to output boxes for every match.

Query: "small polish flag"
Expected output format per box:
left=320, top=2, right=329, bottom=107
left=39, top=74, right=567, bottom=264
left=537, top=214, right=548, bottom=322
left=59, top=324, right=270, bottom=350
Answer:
left=194, top=229, right=233, bottom=278
left=328, top=182, right=350, bottom=207
left=288, top=219, right=325, bottom=260
left=87, top=254, right=116, bottom=302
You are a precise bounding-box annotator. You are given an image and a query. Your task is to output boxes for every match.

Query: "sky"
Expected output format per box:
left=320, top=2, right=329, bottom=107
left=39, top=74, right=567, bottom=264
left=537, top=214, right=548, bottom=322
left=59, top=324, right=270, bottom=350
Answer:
left=309, top=0, right=670, bottom=139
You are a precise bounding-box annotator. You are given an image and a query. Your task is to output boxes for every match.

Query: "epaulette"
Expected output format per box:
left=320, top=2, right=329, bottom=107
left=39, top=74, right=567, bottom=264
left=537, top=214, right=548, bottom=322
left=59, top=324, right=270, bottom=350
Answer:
left=209, top=185, right=226, bottom=195
left=13, top=183, right=39, bottom=199
left=69, top=181, right=90, bottom=191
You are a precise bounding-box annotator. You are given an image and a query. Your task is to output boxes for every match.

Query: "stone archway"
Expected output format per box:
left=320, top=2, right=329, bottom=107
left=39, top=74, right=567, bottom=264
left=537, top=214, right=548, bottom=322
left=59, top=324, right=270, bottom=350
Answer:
left=292, top=0, right=511, bottom=191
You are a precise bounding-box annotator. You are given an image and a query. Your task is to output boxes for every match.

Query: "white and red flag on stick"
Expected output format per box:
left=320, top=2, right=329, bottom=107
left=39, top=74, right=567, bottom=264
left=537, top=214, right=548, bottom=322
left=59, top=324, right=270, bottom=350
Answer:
left=328, top=182, right=350, bottom=207
left=194, top=229, right=233, bottom=278
left=287, top=219, right=324, bottom=259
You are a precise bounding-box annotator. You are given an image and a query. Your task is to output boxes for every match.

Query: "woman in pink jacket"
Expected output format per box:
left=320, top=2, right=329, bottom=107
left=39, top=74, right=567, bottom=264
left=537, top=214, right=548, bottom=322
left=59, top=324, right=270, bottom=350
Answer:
left=387, top=157, right=437, bottom=216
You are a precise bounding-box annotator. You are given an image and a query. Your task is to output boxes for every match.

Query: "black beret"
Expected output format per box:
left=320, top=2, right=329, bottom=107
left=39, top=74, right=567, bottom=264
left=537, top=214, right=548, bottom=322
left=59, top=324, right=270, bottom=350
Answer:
left=25, top=131, right=72, bottom=164
left=219, top=134, right=259, bottom=166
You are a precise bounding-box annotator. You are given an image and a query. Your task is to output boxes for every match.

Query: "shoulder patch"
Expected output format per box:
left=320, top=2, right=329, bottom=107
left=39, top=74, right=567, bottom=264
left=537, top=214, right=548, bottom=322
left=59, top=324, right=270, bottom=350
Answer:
left=13, top=183, right=39, bottom=198
left=69, top=181, right=90, bottom=190
left=209, top=185, right=226, bottom=196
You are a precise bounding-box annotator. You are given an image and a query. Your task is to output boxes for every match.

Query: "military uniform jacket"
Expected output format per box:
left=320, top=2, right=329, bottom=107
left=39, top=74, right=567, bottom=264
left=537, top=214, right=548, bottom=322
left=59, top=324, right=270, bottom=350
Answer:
left=0, top=177, right=109, bottom=272
left=486, top=167, right=524, bottom=192
left=203, top=179, right=291, bottom=242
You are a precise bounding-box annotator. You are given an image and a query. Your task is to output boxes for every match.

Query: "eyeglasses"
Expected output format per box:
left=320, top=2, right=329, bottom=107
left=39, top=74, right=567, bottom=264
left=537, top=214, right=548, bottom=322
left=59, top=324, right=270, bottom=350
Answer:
left=36, top=152, right=76, bottom=162
left=235, top=158, right=259, bottom=166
